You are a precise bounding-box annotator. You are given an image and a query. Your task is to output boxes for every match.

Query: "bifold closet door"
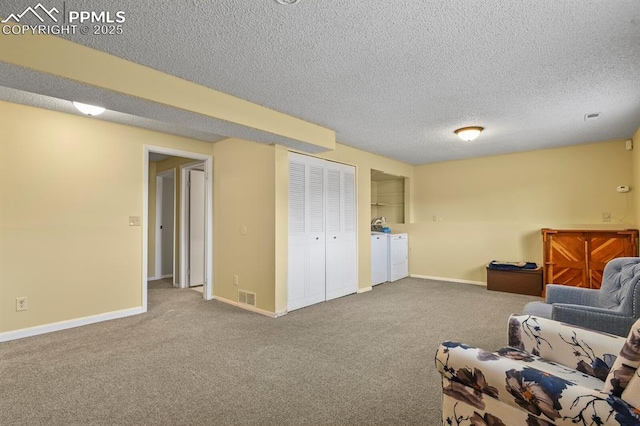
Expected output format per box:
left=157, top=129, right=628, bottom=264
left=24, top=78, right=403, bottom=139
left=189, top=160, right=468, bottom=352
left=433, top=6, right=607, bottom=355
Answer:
left=325, top=163, right=357, bottom=301
left=288, top=155, right=326, bottom=311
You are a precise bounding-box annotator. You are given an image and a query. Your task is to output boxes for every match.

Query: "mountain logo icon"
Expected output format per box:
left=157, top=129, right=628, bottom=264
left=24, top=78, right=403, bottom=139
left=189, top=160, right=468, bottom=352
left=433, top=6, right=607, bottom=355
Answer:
left=2, top=3, right=59, bottom=23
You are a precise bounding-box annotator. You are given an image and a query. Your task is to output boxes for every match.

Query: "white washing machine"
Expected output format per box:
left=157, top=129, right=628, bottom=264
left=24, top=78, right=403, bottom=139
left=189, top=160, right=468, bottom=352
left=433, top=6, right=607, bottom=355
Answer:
left=371, top=232, right=388, bottom=285
left=388, top=233, right=409, bottom=282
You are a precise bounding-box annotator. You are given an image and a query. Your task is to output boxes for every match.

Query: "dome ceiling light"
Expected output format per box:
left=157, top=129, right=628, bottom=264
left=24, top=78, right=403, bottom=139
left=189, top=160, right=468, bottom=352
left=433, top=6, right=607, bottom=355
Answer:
left=454, top=126, right=484, bottom=142
left=73, top=101, right=106, bottom=116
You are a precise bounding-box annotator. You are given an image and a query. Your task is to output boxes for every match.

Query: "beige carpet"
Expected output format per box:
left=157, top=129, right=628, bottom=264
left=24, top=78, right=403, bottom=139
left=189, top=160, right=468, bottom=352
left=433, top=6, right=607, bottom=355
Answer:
left=0, top=277, right=538, bottom=425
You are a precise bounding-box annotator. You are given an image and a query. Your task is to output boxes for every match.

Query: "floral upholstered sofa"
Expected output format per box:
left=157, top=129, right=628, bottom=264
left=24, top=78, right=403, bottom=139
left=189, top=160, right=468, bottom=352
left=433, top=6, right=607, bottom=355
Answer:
left=435, top=315, right=640, bottom=425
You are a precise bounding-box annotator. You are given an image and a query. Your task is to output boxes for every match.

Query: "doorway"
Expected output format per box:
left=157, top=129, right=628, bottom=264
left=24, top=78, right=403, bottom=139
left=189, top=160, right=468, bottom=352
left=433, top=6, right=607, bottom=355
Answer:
left=143, top=146, right=213, bottom=312
left=155, top=169, right=176, bottom=284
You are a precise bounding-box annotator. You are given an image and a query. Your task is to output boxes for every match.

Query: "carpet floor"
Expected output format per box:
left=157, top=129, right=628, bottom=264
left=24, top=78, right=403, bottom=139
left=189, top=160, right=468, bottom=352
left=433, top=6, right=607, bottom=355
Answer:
left=0, top=278, right=538, bottom=425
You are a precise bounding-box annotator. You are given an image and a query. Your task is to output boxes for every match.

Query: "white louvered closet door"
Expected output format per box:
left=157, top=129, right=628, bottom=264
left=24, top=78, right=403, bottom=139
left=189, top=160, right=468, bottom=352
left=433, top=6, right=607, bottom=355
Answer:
left=288, top=153, right=357, bottom=311
left=325, top=166, right=344, bottom=300
left=287, top=159, right=307, bottom=309
left=288, top=153, right=326, bottom=311
left=306, top=161, right=326, bottom=306
left=341, top=166, right=358, bottom=297
left=325, top=162, right=357, bottom=300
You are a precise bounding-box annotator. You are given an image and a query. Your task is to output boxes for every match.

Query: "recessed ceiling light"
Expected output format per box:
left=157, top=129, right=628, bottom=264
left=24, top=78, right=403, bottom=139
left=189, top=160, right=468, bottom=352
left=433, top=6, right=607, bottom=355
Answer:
left=275, top=0, right=300, bottom=4
left=454, top=126, right=484, bottom=142
left=73, top=101, right=106, bottom=116
left=584, top=113, right=600, bottom=121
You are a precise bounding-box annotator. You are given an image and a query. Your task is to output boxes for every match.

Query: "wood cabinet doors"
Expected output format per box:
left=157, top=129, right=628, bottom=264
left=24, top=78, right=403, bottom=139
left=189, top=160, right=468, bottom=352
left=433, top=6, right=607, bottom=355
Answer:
left=542, top=229, right=638, bottom=290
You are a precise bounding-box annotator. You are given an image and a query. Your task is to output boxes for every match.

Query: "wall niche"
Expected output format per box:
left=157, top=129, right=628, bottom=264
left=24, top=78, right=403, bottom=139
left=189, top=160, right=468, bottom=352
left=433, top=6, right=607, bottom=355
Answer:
left=371, top=169, right=406, bottom=224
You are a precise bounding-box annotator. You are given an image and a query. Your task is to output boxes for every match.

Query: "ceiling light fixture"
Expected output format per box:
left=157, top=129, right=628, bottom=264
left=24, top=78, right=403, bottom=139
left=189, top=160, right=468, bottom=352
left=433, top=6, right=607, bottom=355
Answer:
left=275, top=0, right=300, bottom=4
left=454, top=126, right=484, bottom=142
left=72, top=101, right=106, bottom=116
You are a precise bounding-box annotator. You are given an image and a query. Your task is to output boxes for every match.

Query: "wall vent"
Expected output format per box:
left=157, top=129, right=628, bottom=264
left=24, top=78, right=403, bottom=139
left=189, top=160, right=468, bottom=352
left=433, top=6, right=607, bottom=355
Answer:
left=584, top=112, right=600, bottom=121
left=238, top=290, right=257, bottom=307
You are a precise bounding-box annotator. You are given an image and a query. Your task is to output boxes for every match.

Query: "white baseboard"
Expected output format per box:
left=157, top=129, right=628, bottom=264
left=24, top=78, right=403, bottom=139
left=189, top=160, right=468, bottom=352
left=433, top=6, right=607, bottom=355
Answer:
left=212, top=296, right=277, bottom=318
left=0, top=306, right=145, bottom=343
left=160, top=274, right=173, bottom=279
left=357, top=286, right=373, bottom=293
left=147, top=276, right=158, bottom=281
left=411, top=274, right=486, bottom=287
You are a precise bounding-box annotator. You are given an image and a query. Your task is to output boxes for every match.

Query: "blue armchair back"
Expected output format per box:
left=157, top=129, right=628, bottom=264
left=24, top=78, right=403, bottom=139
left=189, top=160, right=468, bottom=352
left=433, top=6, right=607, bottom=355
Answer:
left=600, top=257, right=640, bottom=314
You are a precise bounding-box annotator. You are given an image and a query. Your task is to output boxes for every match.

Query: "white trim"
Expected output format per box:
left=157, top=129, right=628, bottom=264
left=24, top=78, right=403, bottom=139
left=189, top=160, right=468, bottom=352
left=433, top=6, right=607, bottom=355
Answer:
left=142, top=148, right=150, bottom=311
left=179, top=165, right=187, bottom=290
left=212, top=296, right=278, bottom=318
left=147, top=276, right=159, bottom=281
left=0, top=307, right=144, bottom=343
left=143, top=146, right=214, bottom=309
left=160, top=274, right=173, bottom=279
left=410, top=274, right=486, bottom=287
left=357, top=286, right=373, bottom=293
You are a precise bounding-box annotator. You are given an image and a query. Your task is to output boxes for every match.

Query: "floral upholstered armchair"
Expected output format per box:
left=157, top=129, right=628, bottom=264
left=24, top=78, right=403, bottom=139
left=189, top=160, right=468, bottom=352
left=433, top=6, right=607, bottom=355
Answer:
left=435, top=315, right=640, bottom=425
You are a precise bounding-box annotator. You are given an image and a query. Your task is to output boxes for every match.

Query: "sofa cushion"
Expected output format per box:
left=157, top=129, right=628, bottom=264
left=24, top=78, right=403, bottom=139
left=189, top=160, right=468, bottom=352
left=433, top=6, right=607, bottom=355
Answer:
left=604, top=318, right=640, bottom=408
left=436, top=342, right=638, bottom=424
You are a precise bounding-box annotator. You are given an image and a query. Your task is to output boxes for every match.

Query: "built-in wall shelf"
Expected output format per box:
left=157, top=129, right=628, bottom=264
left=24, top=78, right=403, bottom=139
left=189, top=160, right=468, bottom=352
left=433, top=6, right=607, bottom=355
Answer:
left=371, top=169, right=406, bottom=224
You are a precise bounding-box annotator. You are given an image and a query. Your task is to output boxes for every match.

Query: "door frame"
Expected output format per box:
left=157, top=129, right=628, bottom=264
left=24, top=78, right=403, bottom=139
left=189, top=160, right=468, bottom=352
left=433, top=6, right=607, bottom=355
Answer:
left=180, top=161, right=206, bottom=290
left=143, top=145, right=213, bottom=312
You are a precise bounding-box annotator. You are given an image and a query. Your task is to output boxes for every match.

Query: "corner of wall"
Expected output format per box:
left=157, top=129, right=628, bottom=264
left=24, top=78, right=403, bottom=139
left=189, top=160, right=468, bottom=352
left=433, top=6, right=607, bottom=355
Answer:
left=274, top=145, right=289, bottom=313
left=632, top=127, right=640, bottom=227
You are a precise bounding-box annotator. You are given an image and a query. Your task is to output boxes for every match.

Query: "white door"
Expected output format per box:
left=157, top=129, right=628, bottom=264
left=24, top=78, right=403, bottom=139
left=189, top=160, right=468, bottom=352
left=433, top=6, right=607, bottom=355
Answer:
left=161, top=176, right=175, bottom=277
left=288, top=160, right=307, bottom=307
left=306, top=163, right=326, bottom=304
left=341, top=167, right=358, bottom=293
left=288, top=154, right=326, bottom=311
left=325, top=163, right=357, bottom=300
left=188, top=170, right=205, bottom=287
left=325, top=167, right=344, bottom=300
left=288, top=154, right=357, bottom=310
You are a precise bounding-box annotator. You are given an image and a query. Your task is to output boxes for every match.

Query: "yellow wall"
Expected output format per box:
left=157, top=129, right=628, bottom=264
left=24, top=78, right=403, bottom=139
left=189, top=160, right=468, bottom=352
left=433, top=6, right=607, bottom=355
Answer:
left=3, top=97, right=638, bottom=335
left=410, top=140, right=636, bottom=283
left=0, top=101, right=214, bottom=333
left=212, top=138, right=278, bottom=312
left=633, top=129, right=640, bottom=227
left=274, top=145, right=290, bottom=314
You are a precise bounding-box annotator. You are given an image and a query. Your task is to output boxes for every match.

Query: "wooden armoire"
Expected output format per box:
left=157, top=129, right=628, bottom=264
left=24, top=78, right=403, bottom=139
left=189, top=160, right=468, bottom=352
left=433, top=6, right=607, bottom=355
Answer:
left=541, top=228, right=639, bottom=291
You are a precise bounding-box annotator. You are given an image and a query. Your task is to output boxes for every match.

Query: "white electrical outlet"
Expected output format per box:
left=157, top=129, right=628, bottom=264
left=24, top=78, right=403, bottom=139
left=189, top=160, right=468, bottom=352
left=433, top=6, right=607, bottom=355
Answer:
left=233, top=275, right=239, bottom=286
left=602, top=212, right=611, bottom=223
left=129, top=216, right=141, bottom=226
left=16, top=297, right=28, bottom=311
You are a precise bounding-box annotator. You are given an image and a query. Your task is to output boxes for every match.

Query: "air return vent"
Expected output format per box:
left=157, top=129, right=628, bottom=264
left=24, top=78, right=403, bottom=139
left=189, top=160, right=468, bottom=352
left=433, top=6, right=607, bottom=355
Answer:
left=238, top=290, right=256, bottom=307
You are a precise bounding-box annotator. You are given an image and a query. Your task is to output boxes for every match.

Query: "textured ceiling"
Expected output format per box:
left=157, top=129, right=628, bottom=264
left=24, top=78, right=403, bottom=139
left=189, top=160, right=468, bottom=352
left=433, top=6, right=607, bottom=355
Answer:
left=1, top=0, right=639, bottom=164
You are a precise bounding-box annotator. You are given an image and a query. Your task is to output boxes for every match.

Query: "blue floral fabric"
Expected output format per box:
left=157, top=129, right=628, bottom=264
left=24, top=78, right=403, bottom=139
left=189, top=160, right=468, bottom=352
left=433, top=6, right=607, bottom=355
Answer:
left=436, top=315, right=640, bottom=425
